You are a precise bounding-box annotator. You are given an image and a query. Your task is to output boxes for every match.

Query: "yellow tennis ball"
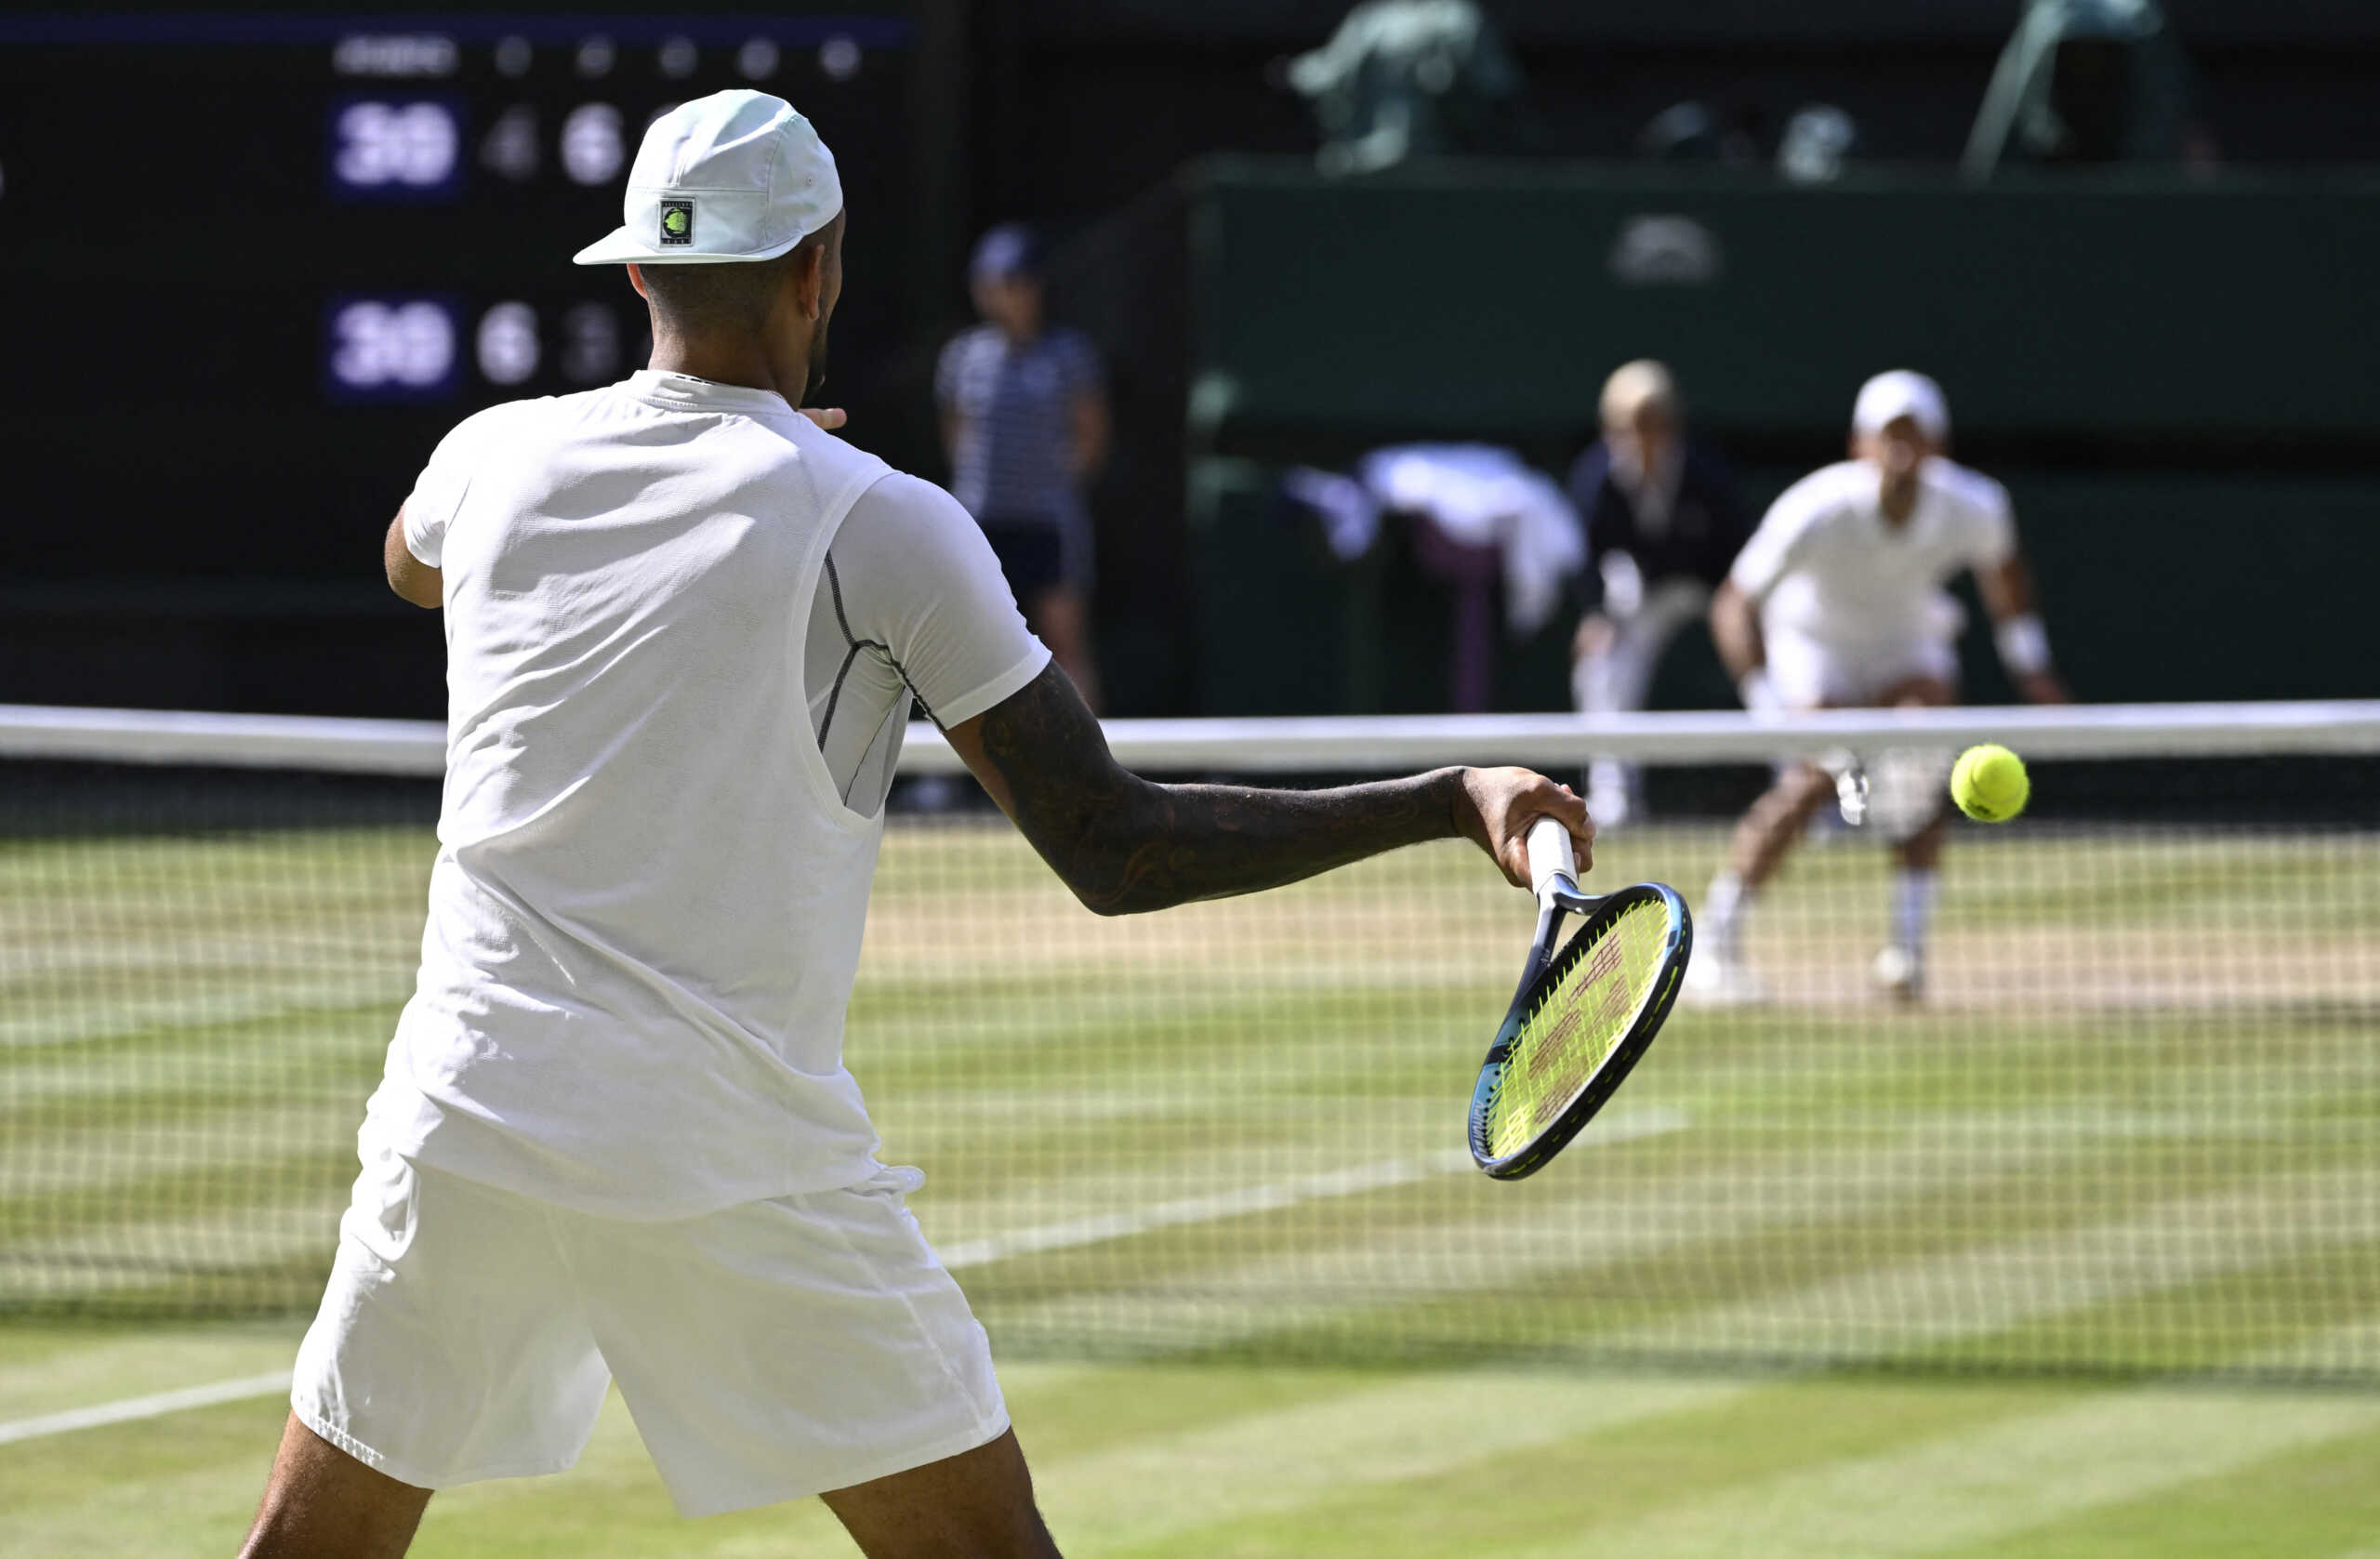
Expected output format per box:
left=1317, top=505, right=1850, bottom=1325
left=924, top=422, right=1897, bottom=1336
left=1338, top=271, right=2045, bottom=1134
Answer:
left=1950, top=744, right=2029, bottom=823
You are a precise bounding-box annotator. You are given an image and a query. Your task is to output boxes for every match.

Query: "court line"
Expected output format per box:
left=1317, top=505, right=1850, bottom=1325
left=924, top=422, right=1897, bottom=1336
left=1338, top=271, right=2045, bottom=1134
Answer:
left=0, top=1369, right=293, bottom=1447
left=0, top=1110, right=1690, bottom=1448
left=934, top=1107, right=1690, bottom=1270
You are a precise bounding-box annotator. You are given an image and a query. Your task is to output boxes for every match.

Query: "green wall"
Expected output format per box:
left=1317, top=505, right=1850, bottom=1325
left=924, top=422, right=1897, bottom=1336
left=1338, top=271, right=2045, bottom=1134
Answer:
left=1184, top=163, right=2380, bottom=713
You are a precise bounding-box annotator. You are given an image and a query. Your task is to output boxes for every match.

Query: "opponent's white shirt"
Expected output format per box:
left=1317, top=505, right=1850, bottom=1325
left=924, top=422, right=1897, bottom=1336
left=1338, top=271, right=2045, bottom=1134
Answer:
left=1730, top=456, right=2016, bottom=655
left=377, top=371, right=1047, bottom=1218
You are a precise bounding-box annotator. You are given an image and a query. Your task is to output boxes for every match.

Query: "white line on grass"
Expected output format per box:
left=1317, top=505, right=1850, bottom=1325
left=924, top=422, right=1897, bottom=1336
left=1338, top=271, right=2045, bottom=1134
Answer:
left=0, top=1369, right=291, bottom=1447
left=934, top=1107, right=1690, bottom=1270
left=0, top=1111, right=1691, bottom=1448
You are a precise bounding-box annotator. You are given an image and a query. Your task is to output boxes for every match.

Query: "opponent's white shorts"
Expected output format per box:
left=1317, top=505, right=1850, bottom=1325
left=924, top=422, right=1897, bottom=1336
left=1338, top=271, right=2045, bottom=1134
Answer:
left=291, top=1131, right=1008, bottom=1517
left=1765, top=628, right=1958, bottom=711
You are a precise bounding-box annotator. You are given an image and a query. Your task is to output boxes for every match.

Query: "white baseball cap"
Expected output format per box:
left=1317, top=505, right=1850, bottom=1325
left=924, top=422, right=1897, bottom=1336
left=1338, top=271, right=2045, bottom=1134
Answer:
left=1852, top=369, right=1950, bottom=443
left=573, top=90, right=842, bottom=267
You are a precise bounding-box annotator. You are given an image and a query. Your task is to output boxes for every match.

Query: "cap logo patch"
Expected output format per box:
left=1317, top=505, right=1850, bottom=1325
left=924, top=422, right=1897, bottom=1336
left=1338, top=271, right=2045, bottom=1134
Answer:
left=659, top=200, right=694, bottom=246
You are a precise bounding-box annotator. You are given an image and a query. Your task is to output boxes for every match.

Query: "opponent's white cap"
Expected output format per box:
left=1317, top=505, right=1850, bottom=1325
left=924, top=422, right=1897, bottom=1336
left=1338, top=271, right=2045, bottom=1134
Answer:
left=1852, top=369, right=1950, bottom=444
left=573, top=90, right=842, bottom=267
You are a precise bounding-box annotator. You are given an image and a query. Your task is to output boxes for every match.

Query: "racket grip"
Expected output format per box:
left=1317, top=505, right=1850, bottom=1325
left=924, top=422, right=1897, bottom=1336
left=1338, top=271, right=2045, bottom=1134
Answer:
left=1527, top=816, right=1579, bottom=899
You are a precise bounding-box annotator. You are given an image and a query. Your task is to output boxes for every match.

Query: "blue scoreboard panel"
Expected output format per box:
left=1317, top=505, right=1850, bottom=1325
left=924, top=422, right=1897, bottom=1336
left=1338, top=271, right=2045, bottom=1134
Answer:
left=1, top=13, right=912, bottom=578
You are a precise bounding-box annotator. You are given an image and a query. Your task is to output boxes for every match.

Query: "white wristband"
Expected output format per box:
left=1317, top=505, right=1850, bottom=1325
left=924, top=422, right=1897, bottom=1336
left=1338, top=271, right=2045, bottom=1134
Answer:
left=1994, top=613, right=2052, bottom=676
left=1738, top=667, right=1781, bottom=714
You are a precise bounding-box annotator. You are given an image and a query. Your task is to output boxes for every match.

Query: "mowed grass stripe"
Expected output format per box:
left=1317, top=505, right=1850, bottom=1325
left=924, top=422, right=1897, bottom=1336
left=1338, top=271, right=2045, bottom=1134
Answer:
left=1109, top=1375, right=2095, bottom=1559
left=979, top=1125, right=2373, bottom=1370
left=874, top=1007, right=2248, bottom=1255
left=0, top=1004, right=389, bottom=1103
left=1601, top=1162, right=2380, bottom=1364
left=972, top=1121, right=2135, bottom=1359
left=1925, top=1409, right=2380, bottom=1558
left=1894, top=1237, right=2380, bottom=1378
left=1475, top=1388, right=2380, bottom=1559
left=1032, top=1371, right=1753, bottom=1552
left=0, top=1322, right=305, bottom=1422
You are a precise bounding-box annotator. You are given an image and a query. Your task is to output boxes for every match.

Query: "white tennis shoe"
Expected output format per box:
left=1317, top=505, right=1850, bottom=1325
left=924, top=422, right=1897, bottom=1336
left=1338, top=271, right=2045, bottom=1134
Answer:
left=1684, top=946, right=1769, bottom=1007
left=1871, top=944, right=1925, bottom=1004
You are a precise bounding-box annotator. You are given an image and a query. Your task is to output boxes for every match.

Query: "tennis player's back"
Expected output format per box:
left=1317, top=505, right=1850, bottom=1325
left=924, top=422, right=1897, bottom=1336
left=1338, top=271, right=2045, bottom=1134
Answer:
left=382, top=371, right=898, bottom=1215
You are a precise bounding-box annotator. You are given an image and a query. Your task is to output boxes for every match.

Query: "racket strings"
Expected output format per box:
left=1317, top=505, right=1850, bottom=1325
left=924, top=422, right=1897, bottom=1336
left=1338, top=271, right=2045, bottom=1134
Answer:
left=1485, top=901, right=1673, bottom=1159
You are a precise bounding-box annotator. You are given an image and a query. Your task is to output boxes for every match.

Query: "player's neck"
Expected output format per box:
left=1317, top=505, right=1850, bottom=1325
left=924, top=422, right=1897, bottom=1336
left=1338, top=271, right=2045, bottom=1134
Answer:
left=1877, top=473, right=1920, bottom=528
left=644, top=327, right=810, bottom=404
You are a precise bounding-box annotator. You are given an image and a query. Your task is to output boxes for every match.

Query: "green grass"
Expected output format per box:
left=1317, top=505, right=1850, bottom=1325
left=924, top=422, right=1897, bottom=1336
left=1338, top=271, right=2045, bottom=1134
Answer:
left=6, top=1322, right=2380, bottom=1556
left=2, top=813, right=2377, bottom=1552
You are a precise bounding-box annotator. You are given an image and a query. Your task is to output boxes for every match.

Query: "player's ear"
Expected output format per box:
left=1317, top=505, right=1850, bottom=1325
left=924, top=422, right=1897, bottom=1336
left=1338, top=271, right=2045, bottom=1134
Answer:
left=788, top=241, right=826, bottom=322
left=626, top=262, right=649, bottom=300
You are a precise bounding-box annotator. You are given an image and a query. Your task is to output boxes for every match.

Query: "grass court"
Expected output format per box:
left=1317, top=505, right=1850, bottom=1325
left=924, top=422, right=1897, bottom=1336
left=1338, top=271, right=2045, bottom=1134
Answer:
left=4, top=813, right=2375, bottom=1553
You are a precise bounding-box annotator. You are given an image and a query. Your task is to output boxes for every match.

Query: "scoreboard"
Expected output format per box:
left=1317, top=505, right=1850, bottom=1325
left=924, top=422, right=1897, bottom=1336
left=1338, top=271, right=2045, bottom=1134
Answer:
left=0, top=12, right=915, bottom=582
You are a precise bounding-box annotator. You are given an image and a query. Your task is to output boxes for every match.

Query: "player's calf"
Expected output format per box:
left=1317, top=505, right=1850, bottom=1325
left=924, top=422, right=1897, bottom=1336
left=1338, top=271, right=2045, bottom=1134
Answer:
left=239, top=1414, right=430, bottom=1559
left=819, top=1429, right=1063, bottom=1559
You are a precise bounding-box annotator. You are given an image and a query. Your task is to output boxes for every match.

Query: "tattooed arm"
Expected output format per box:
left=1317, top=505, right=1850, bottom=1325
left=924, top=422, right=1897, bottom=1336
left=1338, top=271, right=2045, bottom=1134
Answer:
left=944, top=665, right=1593, bottom=917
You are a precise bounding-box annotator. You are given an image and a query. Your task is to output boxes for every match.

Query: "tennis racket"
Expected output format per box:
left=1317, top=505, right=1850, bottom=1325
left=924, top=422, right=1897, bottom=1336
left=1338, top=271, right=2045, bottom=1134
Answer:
left=1468, top=817, right=1693, bottom=1181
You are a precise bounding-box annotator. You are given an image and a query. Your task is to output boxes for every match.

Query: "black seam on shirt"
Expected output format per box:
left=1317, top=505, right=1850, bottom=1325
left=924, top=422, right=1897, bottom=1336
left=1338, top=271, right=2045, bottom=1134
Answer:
left=822, top=550, right=939, bottom=736
left=819, top=557, right=862, bottom=746
left=840, top=699, right=909, bottom=810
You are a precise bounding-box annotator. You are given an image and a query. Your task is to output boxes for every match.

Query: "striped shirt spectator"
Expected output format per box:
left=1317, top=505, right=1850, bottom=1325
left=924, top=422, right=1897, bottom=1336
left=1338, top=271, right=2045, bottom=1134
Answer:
left=936, top=222, right=1109, bottom=708
left=935, top=324, right=1103, bottom=552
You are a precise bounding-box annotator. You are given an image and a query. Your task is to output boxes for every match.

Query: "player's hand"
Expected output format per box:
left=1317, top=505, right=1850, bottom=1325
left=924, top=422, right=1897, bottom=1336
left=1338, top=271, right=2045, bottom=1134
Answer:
left=800, top=407, right=848, bottom=432
left=1454, top=767, right=1593, bottom=889
left=2018, top=670, right=2070, bottom=706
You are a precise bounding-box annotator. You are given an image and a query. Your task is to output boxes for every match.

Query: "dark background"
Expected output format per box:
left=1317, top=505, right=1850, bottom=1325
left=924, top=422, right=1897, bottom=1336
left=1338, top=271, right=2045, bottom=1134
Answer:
left=3, top=2, right=2375, bottom=720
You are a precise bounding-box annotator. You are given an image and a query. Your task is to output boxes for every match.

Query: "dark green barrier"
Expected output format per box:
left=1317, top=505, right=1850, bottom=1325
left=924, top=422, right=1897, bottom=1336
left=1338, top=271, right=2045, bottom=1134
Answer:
left=1189, top=160, right=2380, bottom=443
left=1183, top=162, right=2380, bottom=715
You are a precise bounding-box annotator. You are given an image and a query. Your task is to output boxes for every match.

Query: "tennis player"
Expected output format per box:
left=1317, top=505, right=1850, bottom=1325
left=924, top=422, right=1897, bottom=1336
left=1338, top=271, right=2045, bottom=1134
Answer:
left=239, top=91, right=1589, bottom=1559
left=1687, top=370, right=2068, bottom=1006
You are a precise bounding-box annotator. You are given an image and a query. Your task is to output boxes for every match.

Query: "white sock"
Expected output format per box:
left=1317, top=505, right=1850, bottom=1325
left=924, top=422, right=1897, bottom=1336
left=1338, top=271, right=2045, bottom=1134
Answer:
left=1892, top=868, right=1937, bottom=956
left=1705, top=869, right=1753, bottom=957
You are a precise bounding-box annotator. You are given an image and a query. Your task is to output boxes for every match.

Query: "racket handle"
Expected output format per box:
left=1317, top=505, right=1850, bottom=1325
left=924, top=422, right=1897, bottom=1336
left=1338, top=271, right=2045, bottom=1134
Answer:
left=1527, top=816, right=1579, bottom=900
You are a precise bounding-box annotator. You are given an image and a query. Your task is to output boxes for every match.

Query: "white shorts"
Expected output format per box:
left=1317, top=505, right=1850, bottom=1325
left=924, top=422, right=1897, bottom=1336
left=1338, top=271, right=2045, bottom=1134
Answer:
left=291, top=1132, right=1008, bottom=1518
left=1765, top=628, right=1958, bottom=710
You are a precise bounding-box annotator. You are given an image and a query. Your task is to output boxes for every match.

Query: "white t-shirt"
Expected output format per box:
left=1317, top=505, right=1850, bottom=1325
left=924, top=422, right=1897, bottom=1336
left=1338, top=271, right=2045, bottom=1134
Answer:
left=1729, top=456, right=2016, bottom=654
left=375, top=371, right=1047, bottom=1218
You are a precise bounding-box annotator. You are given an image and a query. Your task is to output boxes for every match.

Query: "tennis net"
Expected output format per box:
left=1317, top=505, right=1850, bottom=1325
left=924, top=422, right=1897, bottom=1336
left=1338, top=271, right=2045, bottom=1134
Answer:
left=5, top=700, right=2377, bottom=1384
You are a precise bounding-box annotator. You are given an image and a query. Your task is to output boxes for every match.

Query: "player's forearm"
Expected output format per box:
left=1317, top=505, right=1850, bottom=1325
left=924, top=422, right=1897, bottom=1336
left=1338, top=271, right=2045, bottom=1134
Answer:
left=959, top=665, right=1462, bottom=915
left=1070, top=771, right=1466, bottom=916
left=1708, top=581, right=1764, bottom=681
left=1980, top=558, right=2060, bottom=694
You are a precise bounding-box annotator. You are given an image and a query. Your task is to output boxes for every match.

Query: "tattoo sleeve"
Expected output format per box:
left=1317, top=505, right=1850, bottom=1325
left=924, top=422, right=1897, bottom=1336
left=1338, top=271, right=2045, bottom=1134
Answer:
left=971, top=666, right=1464, bottom=916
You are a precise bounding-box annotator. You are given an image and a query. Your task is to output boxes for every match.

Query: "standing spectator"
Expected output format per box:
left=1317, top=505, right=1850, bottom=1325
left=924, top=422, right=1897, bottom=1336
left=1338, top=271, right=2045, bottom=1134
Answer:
left=1567, top=361, right=1748, bottom=828
left=937, top=224, right=1109, bottom=708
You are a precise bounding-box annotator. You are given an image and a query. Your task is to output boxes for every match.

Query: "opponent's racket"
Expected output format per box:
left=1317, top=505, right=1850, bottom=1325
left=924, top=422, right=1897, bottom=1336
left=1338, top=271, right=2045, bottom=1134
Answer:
left=1468, top=817, right=1693, bottom=1181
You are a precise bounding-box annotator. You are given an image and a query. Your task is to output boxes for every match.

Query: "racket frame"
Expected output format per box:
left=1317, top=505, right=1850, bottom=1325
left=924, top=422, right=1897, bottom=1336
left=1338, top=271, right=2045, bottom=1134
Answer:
left=1467, top=826, right=1692, bottom=1181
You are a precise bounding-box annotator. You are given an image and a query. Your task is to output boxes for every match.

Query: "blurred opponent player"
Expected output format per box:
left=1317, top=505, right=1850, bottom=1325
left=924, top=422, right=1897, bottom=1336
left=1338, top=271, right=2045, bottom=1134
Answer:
left=1688, top=370, right=2069, bottom=1005
left=1566, top=361, right=1748, bottom=827
left=239, top=91, right=1590, bottom=1559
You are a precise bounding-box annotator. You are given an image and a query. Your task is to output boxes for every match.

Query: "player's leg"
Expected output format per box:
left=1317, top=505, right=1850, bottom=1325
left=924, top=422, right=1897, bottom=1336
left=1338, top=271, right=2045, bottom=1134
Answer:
left=820, top=1429, right=1062, bottom=1559
left=1691, top=628, right=1836, bottom=1001
left=1871, top=671, right=1956, bottom=1001
left=1689, top=760, right=1833, bottom=1002
left=260, top=1132, right=613, bottom=1557
left=239, top=1416, right=430, bottom=1559
left=580, top=1166, right=1032, bottom=1539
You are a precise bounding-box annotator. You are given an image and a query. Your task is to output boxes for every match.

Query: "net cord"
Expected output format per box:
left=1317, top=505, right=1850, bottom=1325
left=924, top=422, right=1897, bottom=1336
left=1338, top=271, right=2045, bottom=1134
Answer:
left=5, top=699, right=2378, bottom=777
